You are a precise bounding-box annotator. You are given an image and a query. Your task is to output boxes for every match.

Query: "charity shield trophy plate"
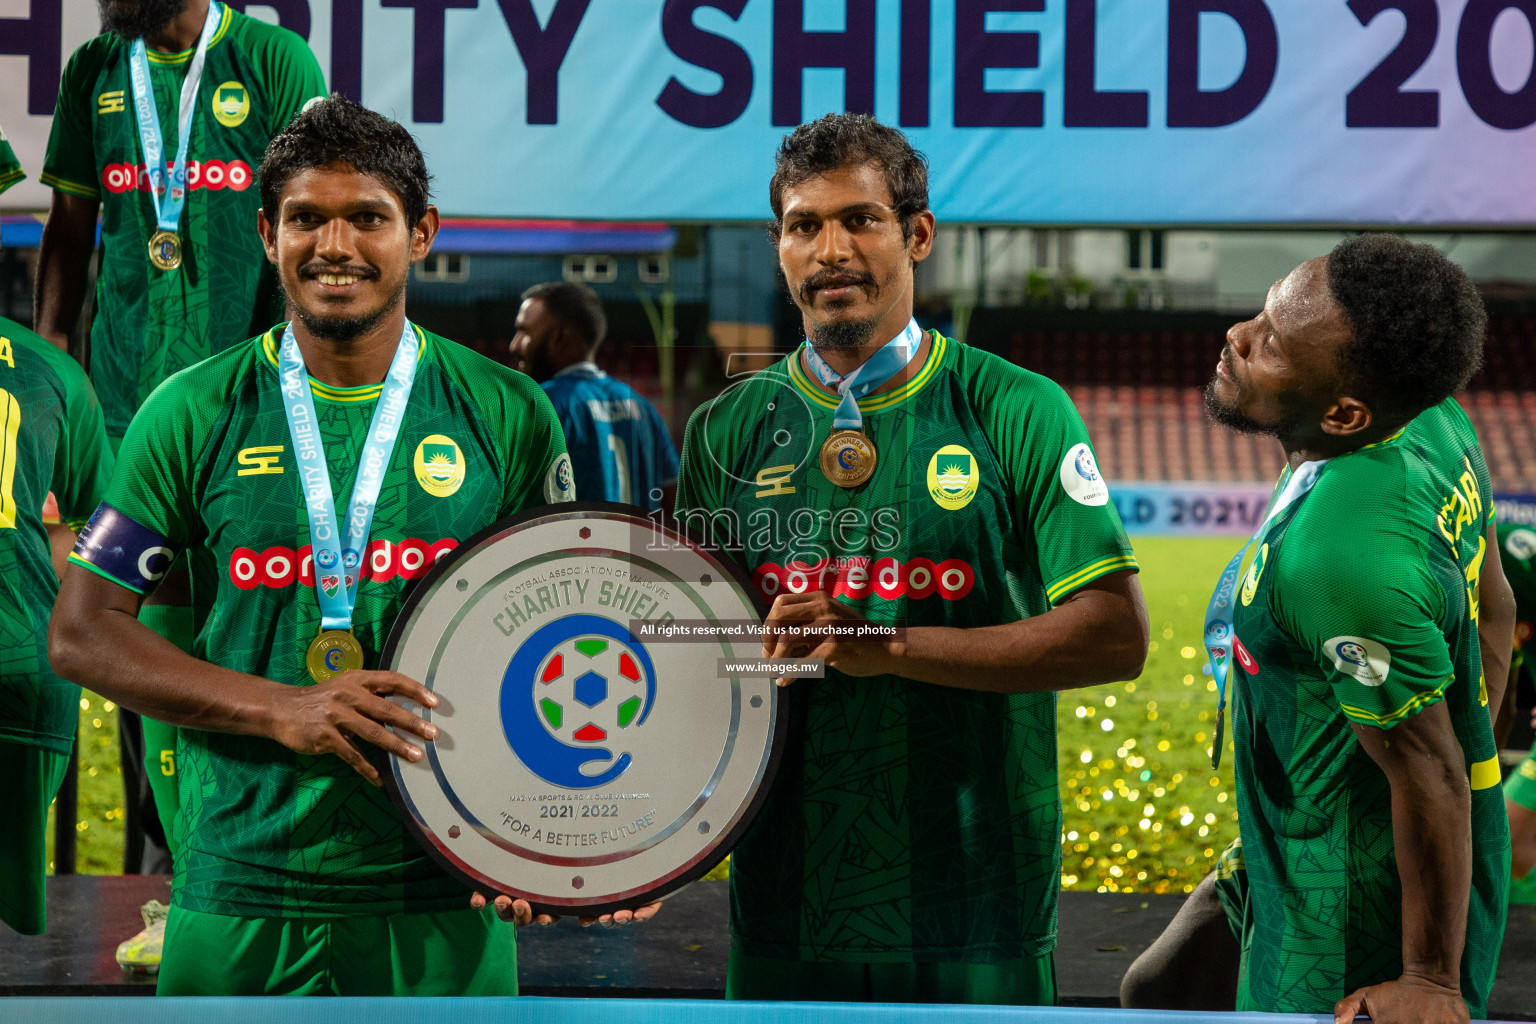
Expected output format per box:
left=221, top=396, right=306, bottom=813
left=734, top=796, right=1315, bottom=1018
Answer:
left=380, top=503, right=784, bottom=915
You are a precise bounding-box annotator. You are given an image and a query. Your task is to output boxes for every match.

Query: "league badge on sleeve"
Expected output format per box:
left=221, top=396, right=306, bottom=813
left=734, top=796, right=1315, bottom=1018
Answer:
left=1060, top=443, right=1109, bottom=506
left=1325, top=635, right=1390, bottom=686
left=381, top=505, right=782, bottom=914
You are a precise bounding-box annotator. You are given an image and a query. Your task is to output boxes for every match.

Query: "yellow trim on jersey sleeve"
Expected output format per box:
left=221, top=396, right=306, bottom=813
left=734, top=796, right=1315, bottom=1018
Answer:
left=0, top=168, right=24, bottom=191
left=1338, top=676, right=1452, bottom=728
left=39, top=171, right=100, bottom=199
left=146, top=4, right=233, bottom=64
left=1046, top=553, right=1139, bottom=604
left=67, top=551, right=148, bottom=595
left=788, top=331, right=948, bottom=412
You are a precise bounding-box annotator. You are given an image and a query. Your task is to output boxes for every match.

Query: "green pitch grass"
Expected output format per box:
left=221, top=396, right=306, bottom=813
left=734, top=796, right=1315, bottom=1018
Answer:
left=53, top=536, right=1240, bottom=892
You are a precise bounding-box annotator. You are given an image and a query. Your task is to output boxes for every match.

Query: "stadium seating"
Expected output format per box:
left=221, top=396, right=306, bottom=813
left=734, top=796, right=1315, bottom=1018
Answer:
left=976, top=312, right=1536, bottom=491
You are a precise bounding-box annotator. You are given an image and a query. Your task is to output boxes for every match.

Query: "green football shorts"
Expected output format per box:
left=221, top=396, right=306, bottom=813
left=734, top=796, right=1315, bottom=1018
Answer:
left=0, top=740, right=71, bottom=935
left=726, top=949, right=1056, bottom=1004
left=155, top=903, right=517, bottom=995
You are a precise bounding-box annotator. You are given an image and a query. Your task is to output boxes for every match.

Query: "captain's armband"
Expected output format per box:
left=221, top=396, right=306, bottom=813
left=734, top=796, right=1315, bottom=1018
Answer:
left=67, top=504, right=181, bottom=595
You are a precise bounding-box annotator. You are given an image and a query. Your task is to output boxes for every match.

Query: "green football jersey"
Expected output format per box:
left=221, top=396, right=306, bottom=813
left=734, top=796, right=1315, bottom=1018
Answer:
left=0, top=124, right=22, bottom=193
left=0, top=317, right=114, bottom=754
left=676, top=331, right=1137, bottom=962
left=1497, top=519, right=1536, bottom=686
left=70, top=324, right=573, bottom=917
left=41, top=6, right=324, bottom=438
left=1230, top=397, right=1508, bottom=1016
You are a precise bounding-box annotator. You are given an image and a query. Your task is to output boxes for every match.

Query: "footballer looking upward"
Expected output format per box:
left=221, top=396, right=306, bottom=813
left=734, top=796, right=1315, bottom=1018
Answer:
left=49, top=96, right=579, bottom=996
left=675, top=113, right=1149, bottom=1005
left=1124, top=236, right=1512, bottom=1024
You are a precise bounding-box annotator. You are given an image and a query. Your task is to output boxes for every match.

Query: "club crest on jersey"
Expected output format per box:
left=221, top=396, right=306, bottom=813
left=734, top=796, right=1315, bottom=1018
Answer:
left=414, top=434, right=466, bottom=497
left=1506, top=529, right=1536, bottom=561
left=1325, top=635, right=1391, bottom=686
left=1240, top=544, right=1269, bottom=607
left=1060, top=443, right=1108, bottom=506
left=212, top=82, right=249, bottom=127
left=501, top=614, right=656, bottom=789
left=545, top=453, right=575, bottom=503
left=927, top=445, right=978, bottom=510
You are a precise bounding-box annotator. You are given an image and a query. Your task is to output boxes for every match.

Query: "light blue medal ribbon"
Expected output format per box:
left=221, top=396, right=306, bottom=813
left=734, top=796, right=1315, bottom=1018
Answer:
left=278, top=321, right=420, bottom=636
left=1202, top=459, right=1327, bottom=769
left=128, top=1, right=220, bottom=266
left=803, top=319, right=922, bottom=430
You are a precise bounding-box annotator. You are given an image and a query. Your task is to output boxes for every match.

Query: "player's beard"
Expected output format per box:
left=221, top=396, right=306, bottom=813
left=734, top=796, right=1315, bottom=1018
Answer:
left=1203, top=373, right=1306, bottom=438
left=98, top=0, right=187, bottom=40
left=288, top=276, right=406, bottom=344
left=807, top=315, right=879, bottom=352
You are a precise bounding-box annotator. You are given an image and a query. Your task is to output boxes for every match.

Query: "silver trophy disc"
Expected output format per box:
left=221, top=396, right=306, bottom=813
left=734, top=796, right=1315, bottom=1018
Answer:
left=380, top=504, right=783, bottom=914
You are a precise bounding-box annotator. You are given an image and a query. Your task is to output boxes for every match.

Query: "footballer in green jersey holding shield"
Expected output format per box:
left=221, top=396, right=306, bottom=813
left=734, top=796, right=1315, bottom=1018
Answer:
left=1122, top=236, right=1512, bottom=1024
left=48, top=97, right=594, bottom=996
left=0, top=317, right=115, bottom=936
left=676, top=114, right=1150, bottom=1004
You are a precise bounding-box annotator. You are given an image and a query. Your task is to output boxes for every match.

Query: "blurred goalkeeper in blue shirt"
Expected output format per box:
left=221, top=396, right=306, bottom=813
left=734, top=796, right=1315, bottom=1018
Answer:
left=511, top=281, right=679, bottom=512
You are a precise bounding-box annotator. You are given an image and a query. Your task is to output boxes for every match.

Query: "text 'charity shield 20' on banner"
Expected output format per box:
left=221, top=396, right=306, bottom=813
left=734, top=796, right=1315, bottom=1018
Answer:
left=3, top=0, right=1536, bottom=222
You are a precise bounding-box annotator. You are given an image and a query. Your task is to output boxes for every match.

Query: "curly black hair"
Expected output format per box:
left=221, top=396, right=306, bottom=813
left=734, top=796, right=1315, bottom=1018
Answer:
left=768, top=113, right=929, bottom=243
left=523, top=281, right=607, bottom=349
left=1326, top=234, right=1486, bottom=425
left=259, top=94, right=433, bottom=228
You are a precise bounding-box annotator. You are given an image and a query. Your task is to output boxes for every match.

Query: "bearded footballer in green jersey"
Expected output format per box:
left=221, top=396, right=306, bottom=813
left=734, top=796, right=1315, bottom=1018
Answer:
left=48, top=97, right=593, bottom=996
left=1496, top=520, right=1536, bottom=903
left=1121, top=236, right=1512, bottom=1024
left=0, top=317, right=114, bottom=936
left=36, top=0, right=325, bottom=910
left=675, top=115, right=1149, bottom=1005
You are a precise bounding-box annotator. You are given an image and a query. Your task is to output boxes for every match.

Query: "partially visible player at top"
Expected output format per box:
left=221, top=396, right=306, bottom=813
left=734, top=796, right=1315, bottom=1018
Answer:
left=1496, top=520, right=1536, bottom=904
left=511, top=281, right=679, bottom=512
left=35, top=0, right=325, bottom=951
left=675, top=114, right=1149, bottom=1004
left=0, top=316, right=115, bottom=936
left=48, top=96, right=585, bottom=996
left=1121, top=235, right=1511, bottom=1024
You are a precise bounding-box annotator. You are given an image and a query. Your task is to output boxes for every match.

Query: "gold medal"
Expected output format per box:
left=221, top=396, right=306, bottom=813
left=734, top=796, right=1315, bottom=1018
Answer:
left=147, top=230, right=182, bottom=270
left=306, top=629, right=365, bottom=683
left=819, top=429, right=877, bottom=488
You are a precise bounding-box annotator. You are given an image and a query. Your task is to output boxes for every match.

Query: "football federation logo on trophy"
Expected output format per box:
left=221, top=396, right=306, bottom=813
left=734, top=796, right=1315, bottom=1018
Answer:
left=502, top=614, right=658, bottom=789
left=382, top=505, right=783, bottom=915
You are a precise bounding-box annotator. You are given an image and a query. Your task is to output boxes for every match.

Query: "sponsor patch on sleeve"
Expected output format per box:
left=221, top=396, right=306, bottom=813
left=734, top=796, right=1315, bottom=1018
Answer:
left=544, top=453, right=575, bottom=503
left=1324, top=635, right=1391, bottom=687
left=68, top=504, right=180, bottom=594
left=1060, top=442, right=1109, bottom=506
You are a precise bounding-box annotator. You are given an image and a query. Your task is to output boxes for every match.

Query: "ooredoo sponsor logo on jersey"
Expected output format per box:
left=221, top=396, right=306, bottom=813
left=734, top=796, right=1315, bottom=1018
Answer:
left=229, top=537, right=458, bottom=589
left=100, top=158, right=253, bottom=194
left=753, top=556, right=975, bottom=602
